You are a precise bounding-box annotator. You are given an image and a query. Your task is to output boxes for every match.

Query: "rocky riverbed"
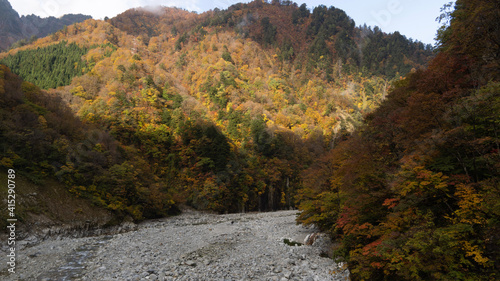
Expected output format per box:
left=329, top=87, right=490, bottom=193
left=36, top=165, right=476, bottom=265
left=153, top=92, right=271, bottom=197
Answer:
left=1, top=210, right=349, bottom=280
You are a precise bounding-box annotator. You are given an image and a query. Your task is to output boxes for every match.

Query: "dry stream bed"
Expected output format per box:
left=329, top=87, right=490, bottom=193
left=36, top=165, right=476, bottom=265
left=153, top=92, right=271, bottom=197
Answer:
left=1, top=210, right=349, bottom=280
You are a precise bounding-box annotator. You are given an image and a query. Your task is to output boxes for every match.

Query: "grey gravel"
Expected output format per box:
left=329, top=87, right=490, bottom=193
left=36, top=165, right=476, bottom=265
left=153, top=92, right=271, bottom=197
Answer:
left=1, top=210, right=350, bottom=280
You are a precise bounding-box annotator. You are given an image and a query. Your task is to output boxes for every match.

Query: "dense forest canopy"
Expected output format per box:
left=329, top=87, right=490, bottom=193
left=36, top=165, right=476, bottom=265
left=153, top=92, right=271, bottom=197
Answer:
left=0, top=2, right=435, bottom=218
left=0, top=0, right=434, bottom=218
left=0, top=41, right=91, bottom=89
left=1, top=0, right=497, bottom=280
left=297, top=0, right=500, bottom=279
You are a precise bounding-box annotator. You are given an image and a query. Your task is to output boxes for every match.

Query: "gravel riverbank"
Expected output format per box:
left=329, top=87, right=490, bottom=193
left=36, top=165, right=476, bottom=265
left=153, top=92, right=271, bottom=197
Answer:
left=1, top=210, right=349, bottom=280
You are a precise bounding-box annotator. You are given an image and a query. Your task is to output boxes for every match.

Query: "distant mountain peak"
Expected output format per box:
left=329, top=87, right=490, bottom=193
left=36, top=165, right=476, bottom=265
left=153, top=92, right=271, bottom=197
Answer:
left=0, top=0, right=91, bottom=51
left=0, top=0, right=14, bottom=8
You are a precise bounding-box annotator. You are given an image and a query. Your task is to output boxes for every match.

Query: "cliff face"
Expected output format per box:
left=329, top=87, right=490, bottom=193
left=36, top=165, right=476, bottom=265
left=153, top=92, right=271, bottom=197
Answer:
left=0, top=0, right=22, bottom=47
left=0, top=0, right=91, bottom=51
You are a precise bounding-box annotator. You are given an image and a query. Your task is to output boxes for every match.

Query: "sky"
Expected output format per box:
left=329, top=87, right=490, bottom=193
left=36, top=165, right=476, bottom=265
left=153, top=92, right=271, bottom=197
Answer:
left=9, top=0, right=455, bottom=45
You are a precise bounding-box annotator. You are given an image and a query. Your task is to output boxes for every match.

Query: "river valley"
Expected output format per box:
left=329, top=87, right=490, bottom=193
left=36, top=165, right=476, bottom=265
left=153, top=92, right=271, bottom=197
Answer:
left=1, top=210, right=349, bottom=280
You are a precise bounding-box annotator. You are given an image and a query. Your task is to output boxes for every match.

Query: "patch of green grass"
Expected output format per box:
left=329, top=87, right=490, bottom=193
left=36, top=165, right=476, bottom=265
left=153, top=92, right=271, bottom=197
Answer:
left=283, top=238, right=302, bottom=246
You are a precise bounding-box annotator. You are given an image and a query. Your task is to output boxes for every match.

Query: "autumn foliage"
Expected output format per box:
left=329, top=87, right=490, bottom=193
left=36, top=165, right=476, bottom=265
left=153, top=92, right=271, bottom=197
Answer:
left=298, top=0, right=500, bottom=279
left=0, top=0, right=497, bottom=278
left=0, top=0, right=433, bottom=220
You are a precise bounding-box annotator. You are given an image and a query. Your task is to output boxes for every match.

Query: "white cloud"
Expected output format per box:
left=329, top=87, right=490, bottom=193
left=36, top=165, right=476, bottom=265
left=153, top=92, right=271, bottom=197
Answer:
left=136, top=0, right=201, bottom=13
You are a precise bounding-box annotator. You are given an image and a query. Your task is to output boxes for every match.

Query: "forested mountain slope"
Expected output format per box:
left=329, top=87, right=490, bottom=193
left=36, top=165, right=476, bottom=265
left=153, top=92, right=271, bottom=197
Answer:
left=110, top=1, right=432, bottom=79
left=0, top=0, right=435, bottom=221
left=0, top=64, right=179, bottom=229
left=297, top=0, right=500, bottom=279
left=2, top=1, right=496, bottom=279
left=0, top=0, right=91, bottom=51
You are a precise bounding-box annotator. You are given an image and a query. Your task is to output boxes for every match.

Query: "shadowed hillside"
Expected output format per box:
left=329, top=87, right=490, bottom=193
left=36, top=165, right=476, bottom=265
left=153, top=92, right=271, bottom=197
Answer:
left=2, top=1, right=498, bottom=279
left=0, top=0, right=434, bottom=220
left=297, top=0, right=500, bottom=279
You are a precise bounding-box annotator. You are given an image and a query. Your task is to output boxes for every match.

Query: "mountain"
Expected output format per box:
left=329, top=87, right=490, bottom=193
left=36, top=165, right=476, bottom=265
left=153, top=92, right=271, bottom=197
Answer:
left=0, top=0, right=91, bottom=51
left=297, top=0, right=500, bottom=279
left=109, top=1, right=433, bottom=78
left=1, top=0, right=498, bottom=279
left=0, top=63, right=179, bottom=229
left=0, top=0, right=22, bottom=44
left=0, top=0, right=434, bottom=218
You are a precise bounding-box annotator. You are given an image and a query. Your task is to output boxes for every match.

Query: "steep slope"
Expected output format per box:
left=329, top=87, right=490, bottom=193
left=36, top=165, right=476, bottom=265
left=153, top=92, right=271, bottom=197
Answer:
left=0, top=41, right=90, bottom=89
left=0, top=0, right=22, bottom=47
left=0, top=1, right=433, bottom=222
left=0, top=0, right=91, bottom=51
left=110, top=1, right=433, bottom=79
left=0, top=64, right=179, bottom=225
left=297, top=0, right=500, bottom=279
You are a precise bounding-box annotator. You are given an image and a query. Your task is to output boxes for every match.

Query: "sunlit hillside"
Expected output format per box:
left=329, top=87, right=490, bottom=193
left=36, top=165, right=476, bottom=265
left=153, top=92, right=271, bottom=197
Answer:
left=3, top=1, right=497, bottom=279
left=0, top=1, right=433, bottom=219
